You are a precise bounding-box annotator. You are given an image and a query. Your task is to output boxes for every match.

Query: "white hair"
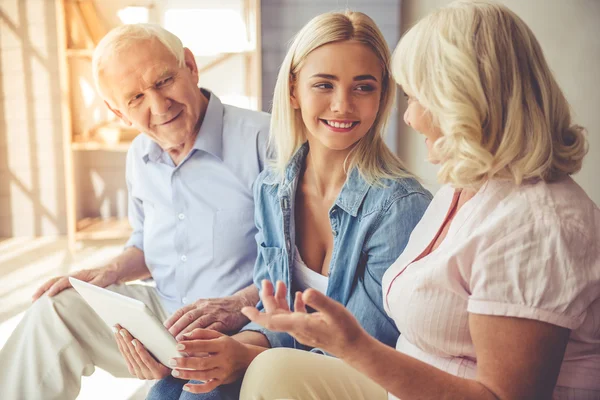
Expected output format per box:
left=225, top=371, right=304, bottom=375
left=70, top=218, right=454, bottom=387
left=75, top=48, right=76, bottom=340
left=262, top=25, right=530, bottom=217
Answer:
left=92, top=24, right=185, bottom=100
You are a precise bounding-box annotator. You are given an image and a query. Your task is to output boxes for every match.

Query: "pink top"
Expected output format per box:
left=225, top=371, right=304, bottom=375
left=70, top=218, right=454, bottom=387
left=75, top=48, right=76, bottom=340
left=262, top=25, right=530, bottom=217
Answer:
left=382, top=177, right=600, bottom=398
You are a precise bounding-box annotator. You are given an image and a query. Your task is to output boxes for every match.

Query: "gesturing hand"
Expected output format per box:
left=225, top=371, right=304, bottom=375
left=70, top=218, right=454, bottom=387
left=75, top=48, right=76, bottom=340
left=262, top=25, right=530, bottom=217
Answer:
left=164, top=295, right=251, bottom=340
left=241, top=280, right=368, bottom=359
left=113, top=324, right=171, bottom=380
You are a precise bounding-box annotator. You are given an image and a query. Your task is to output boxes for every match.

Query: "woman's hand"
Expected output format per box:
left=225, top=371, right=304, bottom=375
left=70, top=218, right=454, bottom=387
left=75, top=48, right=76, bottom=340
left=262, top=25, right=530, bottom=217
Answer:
left=241, top=280, right=368, bottom=359
left=169, top=329, right=254, bottom=394
left=113, top=325, right=171, bottom=380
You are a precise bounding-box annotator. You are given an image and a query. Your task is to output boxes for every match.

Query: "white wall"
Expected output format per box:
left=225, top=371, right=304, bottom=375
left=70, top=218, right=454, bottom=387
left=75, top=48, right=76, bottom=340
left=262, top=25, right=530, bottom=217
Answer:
left=397, top=0, right=600, bottom=205
left=0, top=0, right=67, bottom=236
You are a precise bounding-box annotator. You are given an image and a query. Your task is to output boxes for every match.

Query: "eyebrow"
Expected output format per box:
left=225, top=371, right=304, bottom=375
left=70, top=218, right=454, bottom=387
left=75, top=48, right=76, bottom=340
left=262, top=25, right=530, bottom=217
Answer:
left=310, top=73, right=378, bottom=82
left=124, top=69, right=174, bottom=100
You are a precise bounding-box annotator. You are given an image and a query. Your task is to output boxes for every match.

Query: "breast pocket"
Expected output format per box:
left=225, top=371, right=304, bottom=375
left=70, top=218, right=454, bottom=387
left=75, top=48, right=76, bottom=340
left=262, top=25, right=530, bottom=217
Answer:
left=259, top=245, right=284, bottom=270
left=213, top=207, right=256, bottom=262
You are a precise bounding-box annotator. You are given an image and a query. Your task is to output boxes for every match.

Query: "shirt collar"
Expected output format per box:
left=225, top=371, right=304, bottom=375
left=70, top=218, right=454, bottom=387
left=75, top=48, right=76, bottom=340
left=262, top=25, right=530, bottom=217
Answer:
left=264, top=142, right=370, bottom=217
left=142, top=88, right=223, bottom=163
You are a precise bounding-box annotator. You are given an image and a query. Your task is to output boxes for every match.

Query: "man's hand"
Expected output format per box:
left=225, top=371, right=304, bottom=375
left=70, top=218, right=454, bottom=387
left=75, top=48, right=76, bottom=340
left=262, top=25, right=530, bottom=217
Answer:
left=113, top=324, right=171, bottom=380
left=164, top=295, right=252, bottom=340
left=32, top=266, right=118, bottom=301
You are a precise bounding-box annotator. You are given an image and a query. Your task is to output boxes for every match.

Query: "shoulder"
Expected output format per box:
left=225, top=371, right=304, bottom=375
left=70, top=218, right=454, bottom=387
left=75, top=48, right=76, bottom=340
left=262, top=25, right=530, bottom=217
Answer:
left=222, top=104, right=271, bottom=136
left=126, top=133, right=151, bottom=165
left=480, top=178, right=598, bottom=238
left=364, top=176, right=433, bottom=216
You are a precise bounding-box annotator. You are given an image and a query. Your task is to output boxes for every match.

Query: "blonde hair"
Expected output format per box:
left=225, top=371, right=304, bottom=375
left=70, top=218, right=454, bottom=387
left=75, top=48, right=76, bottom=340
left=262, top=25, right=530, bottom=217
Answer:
left=270, top=11, right=411, bottom=184
left=92, top=24, right=185, bottom=100
left=392, top=0, right=588, bottom=189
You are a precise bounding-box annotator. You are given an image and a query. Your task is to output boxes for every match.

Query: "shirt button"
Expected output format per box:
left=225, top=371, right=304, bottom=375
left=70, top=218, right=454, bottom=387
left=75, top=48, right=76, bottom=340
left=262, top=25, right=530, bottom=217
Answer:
left=182, top=297, right=188, bottom=304
left=330, top=208, right=337, bottom=215
left=332, top=230, right=338, bottom=237
left=178, top=213, right=185, bottom=220
left=181, top=255, right=187, bottom=262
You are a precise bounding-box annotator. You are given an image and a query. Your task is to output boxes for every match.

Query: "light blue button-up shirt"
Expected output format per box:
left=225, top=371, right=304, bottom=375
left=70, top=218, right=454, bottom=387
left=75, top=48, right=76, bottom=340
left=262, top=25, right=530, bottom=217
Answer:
left=124, top=89, right=270, bottom=314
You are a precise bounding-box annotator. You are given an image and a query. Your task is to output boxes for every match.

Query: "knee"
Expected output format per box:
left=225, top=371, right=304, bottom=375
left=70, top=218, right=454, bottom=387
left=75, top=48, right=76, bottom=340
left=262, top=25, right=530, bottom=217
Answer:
left=240, top=348, right=303, bottom=398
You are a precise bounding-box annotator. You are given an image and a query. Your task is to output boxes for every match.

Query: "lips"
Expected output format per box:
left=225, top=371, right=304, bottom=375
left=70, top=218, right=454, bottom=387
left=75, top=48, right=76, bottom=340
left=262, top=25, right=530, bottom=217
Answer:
left=320, top=119, right=360, bottom=131
left=159, top=110, right=182, bottom=126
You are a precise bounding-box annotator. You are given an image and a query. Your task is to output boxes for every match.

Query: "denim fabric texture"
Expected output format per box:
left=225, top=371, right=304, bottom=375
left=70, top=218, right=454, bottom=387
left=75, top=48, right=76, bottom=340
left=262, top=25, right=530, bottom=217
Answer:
left=241, top=143, right=432, bottom=351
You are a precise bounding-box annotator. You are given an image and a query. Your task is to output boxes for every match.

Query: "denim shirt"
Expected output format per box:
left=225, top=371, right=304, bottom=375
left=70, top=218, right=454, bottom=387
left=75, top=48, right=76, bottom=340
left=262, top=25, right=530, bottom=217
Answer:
left=242, top=143, right=432, bottom=350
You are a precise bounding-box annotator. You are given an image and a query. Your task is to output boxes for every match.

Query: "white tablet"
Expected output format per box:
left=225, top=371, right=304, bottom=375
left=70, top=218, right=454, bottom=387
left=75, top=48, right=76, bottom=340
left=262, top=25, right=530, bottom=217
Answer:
left=69, top=278, right=182, bottom=367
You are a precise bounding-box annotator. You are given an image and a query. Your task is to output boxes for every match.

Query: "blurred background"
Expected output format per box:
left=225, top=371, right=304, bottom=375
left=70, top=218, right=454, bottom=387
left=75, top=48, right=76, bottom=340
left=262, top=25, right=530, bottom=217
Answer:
left=0, top=0, right=598, bottom=398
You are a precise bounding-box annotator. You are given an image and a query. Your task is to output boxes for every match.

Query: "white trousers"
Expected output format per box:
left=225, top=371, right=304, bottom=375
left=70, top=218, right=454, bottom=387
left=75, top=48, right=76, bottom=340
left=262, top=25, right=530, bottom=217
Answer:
left=0, top=284, right=167, bottom=400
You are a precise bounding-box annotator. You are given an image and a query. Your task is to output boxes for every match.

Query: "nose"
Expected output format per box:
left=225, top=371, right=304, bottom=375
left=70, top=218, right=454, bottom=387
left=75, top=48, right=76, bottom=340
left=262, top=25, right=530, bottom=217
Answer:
left=331, top=89, right=354, bottom=114
left=148, top=90, right=172, bottom=116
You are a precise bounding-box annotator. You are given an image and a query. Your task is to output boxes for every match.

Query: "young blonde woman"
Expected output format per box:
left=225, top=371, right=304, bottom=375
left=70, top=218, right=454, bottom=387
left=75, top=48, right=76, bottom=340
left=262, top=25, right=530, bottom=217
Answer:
left=240, top=1, right=600, bottom=399
left=147, top=11, right=431, bottom=400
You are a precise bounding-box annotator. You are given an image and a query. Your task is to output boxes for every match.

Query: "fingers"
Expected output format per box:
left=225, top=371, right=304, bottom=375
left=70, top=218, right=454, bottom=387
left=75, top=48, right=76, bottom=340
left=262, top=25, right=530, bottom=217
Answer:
left=164, top=305, right=193, bottom=332
left=294, top=291, right=307, bottom=313
left=114, top=326, right=144, bottom=378
left=32, top=277, right=62, bottom=301
left=274, top=281, right=289, bottom=310
left=176, top=316, right=216, bottom=340
left=173, top=367, right=220, bottom=383
left=133, top=339, right=170, bottom=379
left=183, top=379, right=222, bottom=394
left=302, top=289, right=346, bottom=319
left=241, top=306, right=260, bottom=320
left=170, top=354, right=219, bottom=371
left=45, top=277, right=73, bottom=298
left=260, top=280, right=278, bottom=312
left=114, top=327, right=136, bottom=376
left=180, top=328, right=223, bottom=341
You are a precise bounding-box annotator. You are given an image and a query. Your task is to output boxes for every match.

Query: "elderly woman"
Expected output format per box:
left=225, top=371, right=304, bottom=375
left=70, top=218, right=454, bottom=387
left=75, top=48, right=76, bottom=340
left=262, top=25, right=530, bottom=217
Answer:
left=240, top=1, right=600, bottom=399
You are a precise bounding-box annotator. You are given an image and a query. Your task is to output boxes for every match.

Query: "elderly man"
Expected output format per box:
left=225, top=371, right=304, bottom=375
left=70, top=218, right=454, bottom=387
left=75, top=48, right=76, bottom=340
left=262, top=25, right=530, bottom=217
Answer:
left=0, top=24, right=269, bottom=400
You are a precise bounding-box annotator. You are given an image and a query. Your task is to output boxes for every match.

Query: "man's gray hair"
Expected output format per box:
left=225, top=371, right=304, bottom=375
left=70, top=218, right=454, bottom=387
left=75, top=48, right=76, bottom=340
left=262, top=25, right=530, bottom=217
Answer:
left=92, top=24, right=185, bottom=99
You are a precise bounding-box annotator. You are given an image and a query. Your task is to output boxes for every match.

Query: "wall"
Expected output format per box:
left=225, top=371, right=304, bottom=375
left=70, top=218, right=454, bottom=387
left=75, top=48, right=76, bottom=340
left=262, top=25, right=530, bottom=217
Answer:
left=260, top=0, right=402, bottom=150
left=397, top=0, right=600, bottom=204
left=0, top=0, right=66, bottom=236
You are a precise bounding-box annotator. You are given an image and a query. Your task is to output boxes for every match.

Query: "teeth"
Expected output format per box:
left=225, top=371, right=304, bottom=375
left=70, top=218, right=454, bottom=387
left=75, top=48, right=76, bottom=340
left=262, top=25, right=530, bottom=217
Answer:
left=326, top=121, right=354, bottom=129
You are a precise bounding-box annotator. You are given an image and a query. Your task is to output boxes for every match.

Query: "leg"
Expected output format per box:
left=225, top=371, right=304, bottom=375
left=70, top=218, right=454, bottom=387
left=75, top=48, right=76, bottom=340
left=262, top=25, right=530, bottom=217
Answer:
left=240, top=348, right=388, bottom=400
left=0, top=283, right=166, bottom=400
left=147, top=378, right=242, bottom=400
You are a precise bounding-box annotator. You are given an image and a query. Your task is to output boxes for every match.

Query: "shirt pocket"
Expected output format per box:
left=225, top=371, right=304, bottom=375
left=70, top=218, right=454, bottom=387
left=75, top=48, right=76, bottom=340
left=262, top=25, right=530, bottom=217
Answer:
left=259, top=245, right=284, bottom=270
left=213, top=207, right=256, bottom=261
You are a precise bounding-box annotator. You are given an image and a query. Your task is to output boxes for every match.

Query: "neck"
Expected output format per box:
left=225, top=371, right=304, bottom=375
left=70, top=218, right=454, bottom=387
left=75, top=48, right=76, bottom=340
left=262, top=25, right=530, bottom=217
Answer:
left=303, top=141, right=350, bottom=200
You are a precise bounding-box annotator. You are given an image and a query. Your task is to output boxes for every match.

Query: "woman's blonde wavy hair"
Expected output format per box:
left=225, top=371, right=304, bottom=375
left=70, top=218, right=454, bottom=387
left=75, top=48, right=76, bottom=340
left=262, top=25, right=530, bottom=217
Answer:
left=270, top=11, right=411, bottom=184
left=392, top=0, right=588, bottom=189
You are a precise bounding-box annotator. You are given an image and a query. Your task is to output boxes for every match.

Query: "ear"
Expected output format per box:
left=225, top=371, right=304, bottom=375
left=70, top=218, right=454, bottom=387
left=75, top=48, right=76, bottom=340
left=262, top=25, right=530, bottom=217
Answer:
left=105, top=100, right=132, bottom=126
left=183, top=47, right=199, bottom=83
left=290, top=80, right=300, bottom=110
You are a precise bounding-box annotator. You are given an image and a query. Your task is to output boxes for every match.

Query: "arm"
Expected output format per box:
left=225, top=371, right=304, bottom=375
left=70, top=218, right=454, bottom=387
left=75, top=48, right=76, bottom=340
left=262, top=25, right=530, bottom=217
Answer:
left=244, top=284, right=571, bottom=400
left=343, top=313, right=569, bottom=400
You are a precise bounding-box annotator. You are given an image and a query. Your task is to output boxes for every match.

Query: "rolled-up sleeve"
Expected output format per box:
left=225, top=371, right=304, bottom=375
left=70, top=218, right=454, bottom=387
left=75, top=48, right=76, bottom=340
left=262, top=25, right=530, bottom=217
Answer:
left=124, top=148, right=144, bottom=251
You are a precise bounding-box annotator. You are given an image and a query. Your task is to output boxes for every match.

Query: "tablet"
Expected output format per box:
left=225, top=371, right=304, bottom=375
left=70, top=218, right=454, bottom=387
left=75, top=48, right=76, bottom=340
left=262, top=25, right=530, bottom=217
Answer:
left=69, top=278, right=182, bottom=367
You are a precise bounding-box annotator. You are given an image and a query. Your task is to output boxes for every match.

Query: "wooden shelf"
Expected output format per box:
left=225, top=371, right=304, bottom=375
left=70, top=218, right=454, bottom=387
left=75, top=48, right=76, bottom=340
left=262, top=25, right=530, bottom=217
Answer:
left=71, top=140, right=132, bottom=152
left=75, top=217, right=132, bottom=240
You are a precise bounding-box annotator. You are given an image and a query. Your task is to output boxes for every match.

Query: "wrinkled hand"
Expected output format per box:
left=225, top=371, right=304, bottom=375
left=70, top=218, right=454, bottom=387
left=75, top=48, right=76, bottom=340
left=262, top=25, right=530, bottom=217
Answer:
left=113, top=324, right=171, bottom=380
left=32, top=266, right=117, bottom=301
left=164, top=296, right=251, bottom=340
left=241, top=280, right=367, bottom=359
left=169, top=329, right=253, bottom=394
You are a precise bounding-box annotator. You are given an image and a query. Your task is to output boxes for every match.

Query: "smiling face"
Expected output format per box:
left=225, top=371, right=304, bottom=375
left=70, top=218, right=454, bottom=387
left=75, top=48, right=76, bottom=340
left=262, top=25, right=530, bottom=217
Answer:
left=291, top=40, right=383, bottom=153
left=403, top=94, right=443, bottom=163
left=100, top=38, right=204, bottom=151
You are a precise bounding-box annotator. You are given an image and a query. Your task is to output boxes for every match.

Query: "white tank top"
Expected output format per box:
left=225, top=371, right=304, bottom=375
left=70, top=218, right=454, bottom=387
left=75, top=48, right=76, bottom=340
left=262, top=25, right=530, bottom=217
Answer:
left=293, top=246, right=329, bottom=294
